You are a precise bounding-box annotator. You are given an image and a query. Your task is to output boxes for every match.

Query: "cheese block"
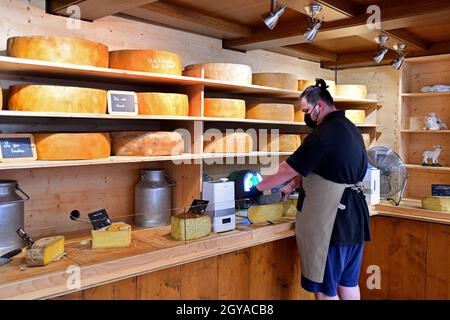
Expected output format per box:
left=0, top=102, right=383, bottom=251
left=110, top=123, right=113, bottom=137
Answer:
left=171, top=212, right=212, bottom=241
left=283, top=199, right=298, bottom=217
left=294, top=108, right=305, bottom=122
left=92, top=222, right=132, bottom=249
left=252, top=73, right=298, bottom=91
left=111, top=131, right=184, bottom=156
left=298, top=79, right=336, bottom=96
left=109, top=50, right=182, bottom=75
left=345, top=110, right=366, bottom=124
left=248, top=203, right=284, bottom=224
left=246, top=103, right=295, bottom=122
left=34, top=133, right=111, bottom=160
left=8, top=85, right=107, bottom=114
left=137, top=93, right=189, bottom=116
left=183, top=63, right=252, bottom=85
left=336, top=85, right=368, bottom=99
left=259, top=134, right=301, bottom=152
left=422, top=197, right=450, bottom=213
left=203, top=132, right=253, bottom=153
left=7, top=36, right=108, bottom=67
left=26, top=236, right=65, bottom=267
left=204, top=98, right=246, bottom=118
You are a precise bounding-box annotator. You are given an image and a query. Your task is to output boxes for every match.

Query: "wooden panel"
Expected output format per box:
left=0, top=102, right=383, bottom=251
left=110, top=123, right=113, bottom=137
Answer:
left=180, top=257, right=218, bottom=299
left=426, top=223, right=450, bottom=299
left=403, top=96, right=450, bottom=129
left=218, top=249, right=250, bottom=300
left=406, top=170, right=450, bottom=199
left=402, top=132, right=449, bottom=167
left=83, top=277, right=137, bottom=300
left=137, top=266, right=182, bottom=299
left=410, top=60, right=450, bottom=92
left=51, top=291, right=84, bottom=300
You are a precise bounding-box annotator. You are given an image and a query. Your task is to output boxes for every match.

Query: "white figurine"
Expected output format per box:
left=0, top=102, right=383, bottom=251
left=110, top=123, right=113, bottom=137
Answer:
left=422, top=145, right=442, bottom=166
left=424, top=113, right=448, bottom=130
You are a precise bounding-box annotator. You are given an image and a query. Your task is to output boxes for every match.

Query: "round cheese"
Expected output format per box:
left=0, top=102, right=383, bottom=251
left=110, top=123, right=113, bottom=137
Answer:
left=203, top=132, right=253, bottom=153
left=252, top=73, right=298, bottom=90
left=204, top=98, right=246, bottom=118
left=336, top=84, right=368, bottom=99
left=8, top=85, right=107, bottom=114
left=109, top=50, right=182, bottom=75
left=35, top=133, right=111, bottom=160
left=259, top=134, right=301, bottom=152
left=7, top=36, right=108, bottom=67
left=246, top=103, right=294, bottom=122
left=171, top=213, right=212, bottom=241
left=298, top=79, right=336, bottom=96
left=294, top=108, right=305, bottom=122
left=345, top=110, right=366, bottom=124
left=111, top=131, right=184, bottom=156
left=137, top=93, right=189, bottom=116
left=183, top=63, right=252, bottom=85
left=248, top=203, right=284, bottom=224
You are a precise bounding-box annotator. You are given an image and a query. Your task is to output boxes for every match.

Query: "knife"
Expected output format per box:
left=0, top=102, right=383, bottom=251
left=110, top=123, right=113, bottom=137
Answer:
left=0, top=249, right=23, bottom=267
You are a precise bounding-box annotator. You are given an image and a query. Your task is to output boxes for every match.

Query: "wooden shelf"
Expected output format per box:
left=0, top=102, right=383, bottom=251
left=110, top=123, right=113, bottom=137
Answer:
left=401, top=129, right=450, bottom=133
left=402, top=92, right=450, bottom=98
left=406, top=164, right=450, bottom=172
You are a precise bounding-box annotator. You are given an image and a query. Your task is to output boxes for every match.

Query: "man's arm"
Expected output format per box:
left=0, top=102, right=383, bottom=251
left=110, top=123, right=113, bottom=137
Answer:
left=256, top=161, right=299, bottom=192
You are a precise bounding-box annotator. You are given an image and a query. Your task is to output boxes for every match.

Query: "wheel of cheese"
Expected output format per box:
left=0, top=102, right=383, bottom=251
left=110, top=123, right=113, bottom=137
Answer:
left=8, top=85, right=107, bottom=114
left=259, top=134, right=301, bottom=152
left=252, top=73, right=298, bottom=91
left=345, top=110, right=366, bottom=124
left=35, top=133, right=111, bottom=160
left=111, top=131, right=184, bottom=156
left=109, top=50, right=182, bottom=75
left=336, top=85, right=368, bottom=99
left=204, top=98, right=246, bottom=118
left=183, top=63, right=252, bottom=85
left=7, top=36, right=109, bottom=67
left=203, top=132, right=253, bottom=153
left=137, top=93, right=189, bottom=116
left=294, top=108, right=305, bottom=122
left=171, top=213, right=212, bottom=241
left=246, top=103, right=294, bottom=122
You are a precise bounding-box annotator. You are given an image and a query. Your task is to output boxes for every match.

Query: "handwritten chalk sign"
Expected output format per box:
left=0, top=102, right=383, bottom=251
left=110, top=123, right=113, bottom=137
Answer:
left=107, top=90, right=138, bottom=115
left=0, top=134, right=37, bottom=162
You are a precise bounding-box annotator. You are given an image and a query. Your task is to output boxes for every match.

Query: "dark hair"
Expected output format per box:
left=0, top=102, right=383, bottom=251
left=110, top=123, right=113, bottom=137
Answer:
left=299, top=78, right=334, bottom=107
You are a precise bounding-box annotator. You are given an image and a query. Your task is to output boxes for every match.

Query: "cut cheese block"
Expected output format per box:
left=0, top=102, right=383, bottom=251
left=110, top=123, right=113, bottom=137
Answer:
left=109, top=49, right=182, bottom=75
left=298, top=79, right=336, bottom=96
left=7, top=36, right=108, bottom=67
left=183, top=63, right=252, bottom=85
left=8, top=85, right=107, bottom=114
left=204, top=98, right=246, bottom=118
left=92, top=222, right=132, bottom=249
left=203, top=132, right=253, bottom=153
left=34, top=133, right=111, bottom=160
left=248, top=203, right=284, bottom=224
left=137, top=93, right=189, bottom=116
left=111, top=131, right=184, bottom=156
left=26, top=236, right=65, bottom=267
left=283, top=199, right=298, bottom=217
left=171, top=212, right=212, bottom=241
left=345, top=110, right=366, bottom=124
left=422, top=197, right=450, bottom=213
left=246, top=103, right=294, bottom=122
left=252, top=73, right=298, bottom=91
left=294, top=108, right=305, bottom=122
left=336, top=85, right=368, bottom=99
left=259, top=134, right=301, bottom=152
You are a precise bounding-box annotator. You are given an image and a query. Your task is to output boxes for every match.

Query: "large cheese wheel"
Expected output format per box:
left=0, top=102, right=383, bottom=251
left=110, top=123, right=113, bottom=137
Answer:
left=8, top=85, right=107, bottom=114
left=203, top=132, right=253, bottom=153
left=298, top=79, right=336, bottom=96
left=137, top=93, right=189, bottom=116
left=204, top=98, right=246, bottom=118
left=294, top=108, right=305, bottom=122
left=259, top=134, right=301, bottom=152
left=35, top=133, right=111, bottom=160
left=111, top=131, right=184, bottom=156
left=7, top=36, right=108, bottom=67
left=345, top=110, right=366, bottom=124
left=109, top=50, right=182, bottom=75
left=246, top=103, right=294, bottom=122
left=171, top=213, right=212, bottom=241
left=183, top=63, right=252, bottom=85
left=248, top=203, right=284, bottom=224
left=336, top=85, right=368, bottom=99
left=252, top=73, right=298, bottom=90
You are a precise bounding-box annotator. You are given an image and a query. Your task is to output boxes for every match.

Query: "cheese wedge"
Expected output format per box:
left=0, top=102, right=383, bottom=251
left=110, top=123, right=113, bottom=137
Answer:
left=109, top=50, right=182, bottom=75
left=137, top=92, right=189, bottom=116
left=259, top=134, right=301, bottom=152
left=183, top=63, right=252, bottom=85
left=111, top=131, right=184, bottom=156
left=26, top=236, right=65, bottom=267
left=203, top=132, right=253, bottom=153
left=252, top=73, right=298, bottom=90
left=422, top=197, right=450, bottom=213
left=246, top=103, right=295, bottom=122
left=345, top=110, right=366, bottom=124
left=171, top=213, right=212, bottom=241
left=92, top=222, right=132, bottom=249
left=248, top=203, right=284, bottom=224
left=204, top=98, right=246, bottom=118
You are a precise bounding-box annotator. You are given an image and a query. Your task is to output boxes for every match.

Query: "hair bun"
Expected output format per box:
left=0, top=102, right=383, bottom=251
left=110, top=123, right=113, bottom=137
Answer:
left=315, top=78, right=329, bottom=89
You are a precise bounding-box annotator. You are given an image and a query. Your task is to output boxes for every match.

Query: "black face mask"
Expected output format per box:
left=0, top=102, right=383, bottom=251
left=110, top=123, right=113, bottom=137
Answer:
left=304, top=105, right=319, bottom=128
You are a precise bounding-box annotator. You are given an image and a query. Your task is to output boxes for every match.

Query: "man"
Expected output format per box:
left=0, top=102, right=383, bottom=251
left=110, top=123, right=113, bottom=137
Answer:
left=255, top=79, right=371, bottom=300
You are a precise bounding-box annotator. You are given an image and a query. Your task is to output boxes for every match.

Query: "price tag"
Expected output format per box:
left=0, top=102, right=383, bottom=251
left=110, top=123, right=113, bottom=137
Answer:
left=107, top=90, right=138, bottom=115
left=0, top=134, right=37, bottom=162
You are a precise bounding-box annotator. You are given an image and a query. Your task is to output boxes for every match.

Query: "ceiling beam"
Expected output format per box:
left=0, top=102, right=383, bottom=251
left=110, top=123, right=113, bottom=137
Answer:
left=383, top=29, right=428, bottom=52
left=316, top=0, right=361, bottom=17
left=268, top=44, right=337, bottom=62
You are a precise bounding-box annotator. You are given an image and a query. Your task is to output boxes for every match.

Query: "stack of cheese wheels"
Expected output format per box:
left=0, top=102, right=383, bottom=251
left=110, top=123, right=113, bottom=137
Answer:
left=336, top=84, right=368, bottom=99
left=137, top=93, right=189, bottom=116
left=111, top=131, right=184, bottom=156
left=294, top=108, right=305, bottom=122
left=35, top=133, right=111, bottom=160
left=246, top=103, right=295, bottom=122
left=204, top=98, right=246, bottom=118
left=345, top=110, right=366, bottom=124
left=252, top=73, right=298, bottom=90
left=298, top=79, right=336, bottom=96
left=259, top=134, right=301, bottom=152
left=8, top=85, right=107, bottom=114
left=7, top=36, right=109, bottom=67
left=203, top=132, right=253, bottom=153
left=109, top=50, right=182, bottom=75
left=183, top=63, right=252, bottom=85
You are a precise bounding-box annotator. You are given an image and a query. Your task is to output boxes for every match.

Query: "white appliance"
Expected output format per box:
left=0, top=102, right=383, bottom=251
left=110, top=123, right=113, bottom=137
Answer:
left=202, top=178, right=236, bottom=232
left=363, top=167, right=380, bottom=205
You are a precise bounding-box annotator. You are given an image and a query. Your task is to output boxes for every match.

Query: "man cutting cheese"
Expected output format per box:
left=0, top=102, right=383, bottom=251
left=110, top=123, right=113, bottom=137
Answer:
left=255, top=79, right=371, bottom=300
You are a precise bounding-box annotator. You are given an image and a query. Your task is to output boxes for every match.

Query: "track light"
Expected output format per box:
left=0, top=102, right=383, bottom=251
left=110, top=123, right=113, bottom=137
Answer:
left=303, top=4, right=323, bottom=42
left=391, top=43, right=407, bottom=70
left=261, top=0, right=286, bottom=30
left=373, top=35, right=390, bottom=64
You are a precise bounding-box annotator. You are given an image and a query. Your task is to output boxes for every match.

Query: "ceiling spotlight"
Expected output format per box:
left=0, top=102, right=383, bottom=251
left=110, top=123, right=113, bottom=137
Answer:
left=373, top=35, right=390, bottom=64
left=391, top=43, right=407, bottom=70
left=304, top=4, right=323, bottom=42
left=261, top=0, right=287, bottom=30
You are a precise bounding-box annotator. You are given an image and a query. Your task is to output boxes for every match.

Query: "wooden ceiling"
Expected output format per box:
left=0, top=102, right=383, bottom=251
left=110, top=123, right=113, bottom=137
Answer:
left=47, top=0, right=450, bottom=69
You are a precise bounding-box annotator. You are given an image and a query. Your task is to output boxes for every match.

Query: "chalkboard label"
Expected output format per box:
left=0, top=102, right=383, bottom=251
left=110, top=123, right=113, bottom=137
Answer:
left=107, top=91, right=138, bottom=115
left=0, top=134, right=37, bottom=162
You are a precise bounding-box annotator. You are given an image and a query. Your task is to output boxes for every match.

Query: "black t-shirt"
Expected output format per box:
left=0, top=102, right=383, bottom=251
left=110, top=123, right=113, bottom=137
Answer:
left=286, top=110, right=371, bottom=245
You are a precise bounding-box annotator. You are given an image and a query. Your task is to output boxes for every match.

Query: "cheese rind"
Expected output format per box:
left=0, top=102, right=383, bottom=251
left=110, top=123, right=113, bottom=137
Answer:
left=8, top=85, right=107, bottom=114
left=111, top=131, right=184, bottom=156
left=183, top=63, right=252, bottom=85
left=137, top=93, right=189, bottom=116
left=92, top=222, right=132, bottom=249
left=26, top=236, right=65, bottom=267
left=252, top=73, right=298, bottom=90
left=204, top=98, right=246, bottom=118
left=345, top=110, right=366, bottom=124
left=109, top=50, right=182, bottom=75
left=336, top=85, right=368, bottom=99
left=248, top=203, right=284, bottom=224
left=259, top=134, right=301, bottom=152
left=171, top=213, right=212, bottom=241
left=7, top=36, right=109, bottom=67
left=246, top=103, right=295, bottom=122
left=203, top=132, right=253, bottom=153
left=422, top=197, right=450, bottom=213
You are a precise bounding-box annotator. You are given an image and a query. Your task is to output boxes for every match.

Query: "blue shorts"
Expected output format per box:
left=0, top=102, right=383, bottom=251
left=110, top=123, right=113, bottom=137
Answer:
left=301, top=244, right=364, bottom=297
